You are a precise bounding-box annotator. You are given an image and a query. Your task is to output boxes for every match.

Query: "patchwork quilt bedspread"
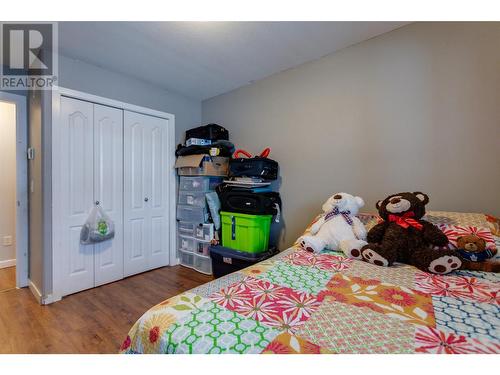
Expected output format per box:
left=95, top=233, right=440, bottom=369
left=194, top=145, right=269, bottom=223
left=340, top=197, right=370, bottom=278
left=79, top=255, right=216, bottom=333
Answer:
left=120, top=211, right=500, bottom=354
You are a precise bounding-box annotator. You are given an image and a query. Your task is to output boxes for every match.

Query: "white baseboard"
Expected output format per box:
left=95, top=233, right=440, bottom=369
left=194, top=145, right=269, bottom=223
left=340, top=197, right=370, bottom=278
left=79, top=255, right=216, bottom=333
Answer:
left=42, top=293, right=61, bottom=305
left=0, top=259, right=16, bottom=269
left=170, top=257, right=180, bottom=266
left=28, top=280, right=42, bottom=304
left=28, top=280, right=62, bottom=305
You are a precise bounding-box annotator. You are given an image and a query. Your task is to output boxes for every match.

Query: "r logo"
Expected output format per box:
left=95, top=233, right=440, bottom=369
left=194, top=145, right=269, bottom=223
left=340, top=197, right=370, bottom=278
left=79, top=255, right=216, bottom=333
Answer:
left=1, top=23, right=53, bottom=75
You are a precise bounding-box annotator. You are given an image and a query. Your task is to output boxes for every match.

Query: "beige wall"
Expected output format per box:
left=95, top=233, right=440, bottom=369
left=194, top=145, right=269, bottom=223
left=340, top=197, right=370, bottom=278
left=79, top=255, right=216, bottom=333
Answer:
left=0, top=102, right=17, bottom=263
left=203, top=22, right=500, bottom=248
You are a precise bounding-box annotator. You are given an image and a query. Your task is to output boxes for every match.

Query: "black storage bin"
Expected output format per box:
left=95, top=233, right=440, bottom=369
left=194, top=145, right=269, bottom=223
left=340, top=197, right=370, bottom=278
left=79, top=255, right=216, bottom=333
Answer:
left=219, top=190, right=281, bottom=215
left=209, top=245, right=278, bottom=278
left=186, top=124, right=229, bottom=141
left=229, top=157, right=279, bottom=180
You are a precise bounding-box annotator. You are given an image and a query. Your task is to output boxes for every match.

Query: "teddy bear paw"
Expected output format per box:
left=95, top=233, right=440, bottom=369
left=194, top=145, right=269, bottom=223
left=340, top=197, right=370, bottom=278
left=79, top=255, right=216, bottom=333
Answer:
left=361, top=248, right=389, bottom=267
left=347, top=248, right=363, bottom=260
left=299, top=239, right=316, bottom=253
left=428, top=256, right=461, bottom=274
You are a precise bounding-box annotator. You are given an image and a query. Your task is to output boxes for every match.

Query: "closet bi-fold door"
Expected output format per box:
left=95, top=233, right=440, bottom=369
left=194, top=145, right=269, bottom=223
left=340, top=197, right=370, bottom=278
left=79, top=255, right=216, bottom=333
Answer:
left=93, top=104, right=124, bottom=286
left=59, top=97, right=95, bottom=296
left=123, top=111, right=170, bottom=277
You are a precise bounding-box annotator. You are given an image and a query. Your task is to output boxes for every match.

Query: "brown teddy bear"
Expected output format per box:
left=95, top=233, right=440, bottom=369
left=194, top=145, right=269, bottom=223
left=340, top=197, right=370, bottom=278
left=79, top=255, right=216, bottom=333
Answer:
left=456, top=234, right=500, bottom=272
left=357, top=192, right=463, bottom=274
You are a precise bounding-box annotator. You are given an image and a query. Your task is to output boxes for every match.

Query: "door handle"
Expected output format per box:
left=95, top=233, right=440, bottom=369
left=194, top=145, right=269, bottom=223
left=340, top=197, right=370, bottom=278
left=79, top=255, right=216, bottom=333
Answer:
left=231, top=216, right=236, bottom=240
left=144, top=197, right=149, bottom=202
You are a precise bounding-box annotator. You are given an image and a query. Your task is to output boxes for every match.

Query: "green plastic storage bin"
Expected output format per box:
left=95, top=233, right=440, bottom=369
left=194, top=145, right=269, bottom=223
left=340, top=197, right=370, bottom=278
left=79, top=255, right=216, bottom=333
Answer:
left=220, top=211, right=272, bottom=253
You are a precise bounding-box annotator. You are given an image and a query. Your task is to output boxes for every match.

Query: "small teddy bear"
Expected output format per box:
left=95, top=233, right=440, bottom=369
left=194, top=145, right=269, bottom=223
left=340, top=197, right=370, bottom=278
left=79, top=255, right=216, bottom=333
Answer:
left=456, top=234, right=500, bottom=272
left=299, top=192, right=367, bottom=256
left=456, top=235, right=496, bottom=262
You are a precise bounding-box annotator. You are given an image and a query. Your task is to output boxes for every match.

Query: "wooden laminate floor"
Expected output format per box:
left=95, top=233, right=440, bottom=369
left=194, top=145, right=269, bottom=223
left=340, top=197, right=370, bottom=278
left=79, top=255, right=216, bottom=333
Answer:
left=0, top=266, right=16, bottom=292
left=0, top=265, right=212, bottom=354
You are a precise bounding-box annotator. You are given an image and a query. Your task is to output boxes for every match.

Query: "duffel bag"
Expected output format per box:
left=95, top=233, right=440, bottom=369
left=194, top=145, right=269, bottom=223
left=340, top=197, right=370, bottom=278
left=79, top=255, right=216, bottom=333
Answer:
left=229, top=157, right=279, bottom=180
left=219, top=189, right=281, bottom=216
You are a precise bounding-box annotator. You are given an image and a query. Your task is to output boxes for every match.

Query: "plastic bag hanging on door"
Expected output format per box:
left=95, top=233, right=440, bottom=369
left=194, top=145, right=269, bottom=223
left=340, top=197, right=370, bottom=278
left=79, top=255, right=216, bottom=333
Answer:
left=80, top=205, right=115, bottom=244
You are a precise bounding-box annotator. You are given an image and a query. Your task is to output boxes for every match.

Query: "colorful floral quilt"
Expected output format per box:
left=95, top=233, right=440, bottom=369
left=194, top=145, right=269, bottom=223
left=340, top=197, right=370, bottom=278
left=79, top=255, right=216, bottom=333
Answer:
left=120, top=211, right=500, bottom=354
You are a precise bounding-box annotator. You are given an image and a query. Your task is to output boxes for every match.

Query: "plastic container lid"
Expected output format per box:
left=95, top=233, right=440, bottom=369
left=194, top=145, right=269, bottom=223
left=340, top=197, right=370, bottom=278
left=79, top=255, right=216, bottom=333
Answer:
left=209, top=245, right=277, bottom=261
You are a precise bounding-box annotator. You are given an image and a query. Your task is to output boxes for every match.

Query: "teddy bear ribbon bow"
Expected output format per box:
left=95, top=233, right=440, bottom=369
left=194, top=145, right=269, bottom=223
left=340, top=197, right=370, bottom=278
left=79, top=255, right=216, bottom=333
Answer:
left=388, top=212, right=423, bottom=230
left=325, top=207, right=353, bottom=225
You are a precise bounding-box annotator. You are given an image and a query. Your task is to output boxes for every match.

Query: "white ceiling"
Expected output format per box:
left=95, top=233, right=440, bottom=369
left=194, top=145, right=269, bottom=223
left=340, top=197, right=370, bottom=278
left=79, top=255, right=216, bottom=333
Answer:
left=58, top=22, right=408, bottom=101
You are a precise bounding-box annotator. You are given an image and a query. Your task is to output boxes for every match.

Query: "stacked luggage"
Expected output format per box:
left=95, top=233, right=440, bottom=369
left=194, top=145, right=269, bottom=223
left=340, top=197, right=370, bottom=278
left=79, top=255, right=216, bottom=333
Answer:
left=210, top=149, right=281, bottom=278
left=175, top=124, right=232, bottom=275
left=175, top=124, right=282, bottom=278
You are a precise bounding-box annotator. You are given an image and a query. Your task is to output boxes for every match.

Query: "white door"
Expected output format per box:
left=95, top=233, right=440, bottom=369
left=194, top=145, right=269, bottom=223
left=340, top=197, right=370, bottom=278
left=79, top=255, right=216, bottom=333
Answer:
left=93, top=104, right=124, bottom=286
left=123, top=111, right=170, bottom=276
left=59, top=97, right=95, bottom=296
left=148, top=115, right=170, bottom=270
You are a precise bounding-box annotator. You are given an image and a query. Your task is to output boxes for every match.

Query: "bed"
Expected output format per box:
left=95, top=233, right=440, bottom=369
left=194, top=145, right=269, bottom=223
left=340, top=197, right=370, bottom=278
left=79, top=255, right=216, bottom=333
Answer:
left=120, top=211, right=500, bottom=354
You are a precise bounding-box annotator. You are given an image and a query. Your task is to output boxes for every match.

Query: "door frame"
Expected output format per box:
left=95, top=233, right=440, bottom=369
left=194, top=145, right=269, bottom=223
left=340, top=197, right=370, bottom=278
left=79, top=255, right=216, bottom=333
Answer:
left=0, top=91, right=29, bottom=288
left=51, top=87, right=176, bottom=302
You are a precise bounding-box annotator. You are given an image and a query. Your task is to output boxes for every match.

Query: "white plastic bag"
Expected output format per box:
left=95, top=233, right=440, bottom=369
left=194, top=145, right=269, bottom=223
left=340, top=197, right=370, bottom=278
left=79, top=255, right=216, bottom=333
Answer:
left=80, top=205, right=115, bottom=244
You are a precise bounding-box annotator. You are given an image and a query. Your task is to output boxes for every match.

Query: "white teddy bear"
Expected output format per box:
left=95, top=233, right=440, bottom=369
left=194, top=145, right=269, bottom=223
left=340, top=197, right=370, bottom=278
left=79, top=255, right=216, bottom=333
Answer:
left=299, top=192, right=367, bottom=256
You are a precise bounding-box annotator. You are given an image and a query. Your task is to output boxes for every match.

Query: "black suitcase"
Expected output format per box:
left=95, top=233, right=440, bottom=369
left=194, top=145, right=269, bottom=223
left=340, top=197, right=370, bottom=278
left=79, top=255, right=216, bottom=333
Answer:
left=229, top=157, right=279, bottom=180
left=219, top=189, right=281, bottom=216
left=186, top=124, right=229, bottom=141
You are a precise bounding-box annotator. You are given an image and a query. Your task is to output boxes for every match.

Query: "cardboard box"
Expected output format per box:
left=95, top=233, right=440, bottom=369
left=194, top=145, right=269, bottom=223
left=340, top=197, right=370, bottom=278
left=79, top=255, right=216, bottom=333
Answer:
left=175, top=154, right=229, bottom=176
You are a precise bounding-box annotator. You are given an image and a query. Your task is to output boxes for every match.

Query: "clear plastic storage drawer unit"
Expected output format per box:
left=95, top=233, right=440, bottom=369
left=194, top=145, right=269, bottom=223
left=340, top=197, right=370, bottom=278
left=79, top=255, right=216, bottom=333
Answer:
left=178, top=191, right=208, bottom=207
left=194, top=223, right=214, bottom=241
left=178, top=235, right=196, bottom=253
left=178, top=249, right=212, bottom=275
left=177, top=222, right=214, bottom=241
left=176, top=205, right=209, bottom=223
left=178, top=221, right=195, bottom=236
left=179, top=176, right=222, bottom=192
left=178, top=234, right=211, bottom=256
left=179, top=249, right=195, bottom=268
left=194, top=254, right=212, bottom=275
left=196, top=239, right=210, bottom=256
